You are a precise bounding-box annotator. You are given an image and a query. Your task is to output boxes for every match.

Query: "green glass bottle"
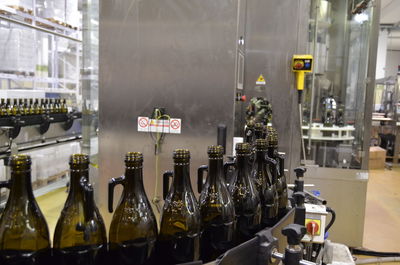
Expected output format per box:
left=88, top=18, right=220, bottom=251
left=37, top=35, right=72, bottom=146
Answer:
left=157, top=149, right=201, bottom=264
left=267, top=127, right=288, bottom=217
left=230, top=143, right=261, bottom=243
left=198, top=145, right=235, bottom=262
left=53, top=154, right=107, bottom=265
left=254, top=123, right=265, bottom=140
left=0, top=155, right=52, bottom=264
left=251, top=139, right=278, bottom=228
left=0, top=99, right=6, bottom=117
left=108, top=152, right=157, bottom=265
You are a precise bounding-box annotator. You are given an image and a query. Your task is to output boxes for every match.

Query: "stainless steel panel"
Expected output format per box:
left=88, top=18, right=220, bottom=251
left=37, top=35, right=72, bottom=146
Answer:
left=242, top=0, right=310, bottom=181
left=305, top=166, right=368, bottom=247
left=99, top=0, right=240, bottom=224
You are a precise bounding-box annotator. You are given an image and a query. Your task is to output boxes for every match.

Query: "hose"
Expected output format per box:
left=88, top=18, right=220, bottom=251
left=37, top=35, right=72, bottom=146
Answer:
left=325, top=207, right=336, bottom=233
left=355, top=257, right=400, bottom=264
left=351, top=248, right=400, bottom=257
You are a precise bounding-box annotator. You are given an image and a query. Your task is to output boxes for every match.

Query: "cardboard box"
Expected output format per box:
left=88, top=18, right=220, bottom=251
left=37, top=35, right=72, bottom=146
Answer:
left=369, top=146, right=386, bottom=169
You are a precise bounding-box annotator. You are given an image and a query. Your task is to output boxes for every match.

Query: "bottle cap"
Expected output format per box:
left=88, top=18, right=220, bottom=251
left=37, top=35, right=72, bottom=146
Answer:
left=246, top=120, right=255, bottom=128
left=255, top=139, right=268, bottom=151
left=207, top=145, right=224, bottom=158
left=235, top=143, right=251, bottom=155
left=10, top=155, right=31, bottom=171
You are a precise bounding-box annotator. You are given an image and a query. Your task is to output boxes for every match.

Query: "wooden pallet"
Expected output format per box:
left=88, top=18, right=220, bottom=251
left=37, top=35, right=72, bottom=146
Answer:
left=46, top=18, right=78, bottom=30
left=1, top=70, right=35, bottom=77
left=35, top=170, right=68, bottom=189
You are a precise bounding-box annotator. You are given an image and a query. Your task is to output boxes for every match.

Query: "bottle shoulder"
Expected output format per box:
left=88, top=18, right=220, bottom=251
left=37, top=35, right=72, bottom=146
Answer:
left=0, top=202, right=50, bottom=250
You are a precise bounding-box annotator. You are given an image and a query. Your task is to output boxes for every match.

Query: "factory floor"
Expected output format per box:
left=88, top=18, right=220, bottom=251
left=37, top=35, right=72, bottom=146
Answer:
left=36, top=168, right=400, bottom=263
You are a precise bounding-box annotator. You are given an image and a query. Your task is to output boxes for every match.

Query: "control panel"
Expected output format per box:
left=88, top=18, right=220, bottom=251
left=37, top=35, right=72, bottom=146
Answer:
left=292, top=55, right=313, bottom=72
left=302, top=203, right=327, bottom=244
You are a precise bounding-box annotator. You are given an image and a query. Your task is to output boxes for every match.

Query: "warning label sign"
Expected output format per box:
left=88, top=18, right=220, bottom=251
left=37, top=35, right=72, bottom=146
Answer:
left=137, top=117, right=181, bottom=134
left=256, top=74, right=266, bottom=85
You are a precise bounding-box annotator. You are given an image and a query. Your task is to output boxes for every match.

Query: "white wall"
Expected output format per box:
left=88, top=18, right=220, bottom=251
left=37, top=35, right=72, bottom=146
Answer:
left=386, top=50, right=400, bottom=77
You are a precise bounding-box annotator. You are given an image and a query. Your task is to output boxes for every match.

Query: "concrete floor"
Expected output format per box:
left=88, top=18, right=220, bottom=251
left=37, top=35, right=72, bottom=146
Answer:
left=36, top=167, right=400, bottom=263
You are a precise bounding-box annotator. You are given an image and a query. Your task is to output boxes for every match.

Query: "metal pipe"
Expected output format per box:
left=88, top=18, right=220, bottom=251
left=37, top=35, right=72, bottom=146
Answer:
left=272, top=251, right=316, bottom=265
left=0, top=15, right=82, bottom=42
left=308, top=0, right=320, bottom=157
left=356, top=257, right=400, bottom=264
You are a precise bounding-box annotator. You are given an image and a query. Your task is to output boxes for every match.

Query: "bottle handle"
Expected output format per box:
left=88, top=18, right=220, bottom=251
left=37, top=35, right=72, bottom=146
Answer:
left=223, top=161, right=236, bottom=181
left=108, top=176, right=125, bottom=213
left=79, top=177, right=101, bottom=242
left=197, top=165, right=208, bottom=193
left=163, top=171, right=173, bottom=200
left=0, top=180, right=11, bottom=190
left=80, top=177, right=95, bottom=220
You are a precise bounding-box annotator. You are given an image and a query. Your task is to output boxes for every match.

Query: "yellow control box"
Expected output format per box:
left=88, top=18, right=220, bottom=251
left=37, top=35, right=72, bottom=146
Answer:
left=292, top=55, right=313, bottom=91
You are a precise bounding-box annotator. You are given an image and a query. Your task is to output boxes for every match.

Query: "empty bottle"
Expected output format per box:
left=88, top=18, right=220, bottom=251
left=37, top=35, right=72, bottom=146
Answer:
left=108, top=152, right=158, bottom=265
left=0, top=155, right=52, bottom=265
left=157, top=149, right=201, bottom=264
left=267, top=127, right=288, bottom=217
left=251, top=139, right=278, bottom=228
left=198, top=145, right=235, bottom=262
left=229, top=143, right=261, bottom=243
left=53, top=154, right=107, bottom=265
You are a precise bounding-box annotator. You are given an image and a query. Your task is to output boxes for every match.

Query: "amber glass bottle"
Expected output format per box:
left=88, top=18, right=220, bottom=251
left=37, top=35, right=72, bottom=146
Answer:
left=53, top=154, right=107, bottom=265
left=108, top=152, right=158, bottom=265
left=198, top=145, right=235, bottom=262
left=0, top=155, right=52, bottom=265
left=157, top=149, right=201, bottom=264
left=230, top=143, right=261, bottom=243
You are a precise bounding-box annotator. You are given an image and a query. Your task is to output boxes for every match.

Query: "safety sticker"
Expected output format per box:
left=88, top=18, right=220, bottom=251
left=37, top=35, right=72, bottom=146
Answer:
left=256, top=74, right=266, bottom=85
left=137, top=117, right=181, bottom=134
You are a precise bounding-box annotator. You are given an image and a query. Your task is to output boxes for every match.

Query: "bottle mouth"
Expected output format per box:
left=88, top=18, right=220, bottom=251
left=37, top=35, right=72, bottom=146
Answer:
left=125, top=152, right=143, bottom=163
left=235, top=143, right=251, bottom=155
left=10, top=154, right=32, bottom=167
left=173, top=149, right=190, bottom=161
left=207, top=145, right=224, bottom=158
left=69, top=154, right=90, bottom=165
left=255, top=139, right=268, bottom=151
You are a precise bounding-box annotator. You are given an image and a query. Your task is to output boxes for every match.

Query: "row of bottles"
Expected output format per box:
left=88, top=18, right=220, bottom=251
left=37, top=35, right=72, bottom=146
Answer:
left=0, top=154, right=106, bottom=265
left=0, top=98, right=69, bottom=117
left=0, top=126, right=289, bottom=265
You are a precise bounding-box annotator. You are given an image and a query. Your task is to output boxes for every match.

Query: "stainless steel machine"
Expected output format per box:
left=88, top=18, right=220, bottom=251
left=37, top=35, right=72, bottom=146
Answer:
left=98, top=0, right=309, bottom=224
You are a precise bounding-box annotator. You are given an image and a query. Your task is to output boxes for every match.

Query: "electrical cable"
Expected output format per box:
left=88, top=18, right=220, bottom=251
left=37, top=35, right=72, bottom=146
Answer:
left=325, top=207, right=336, bottom=233
left=148, top=108, right=171, bottom=214
left=351, top=248, right=400, bottom=257
left=355, top=257, right=400, bottom=264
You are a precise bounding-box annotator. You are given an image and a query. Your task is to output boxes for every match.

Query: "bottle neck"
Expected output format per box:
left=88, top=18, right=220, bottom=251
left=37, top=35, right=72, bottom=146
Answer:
left=9, top=170, right=34, bottom=202
left=267, top=147, right=276, bottom=158
left=172, top=163, right=192, bottom=192
left=236, top=155, right=249, bottom=176
left=208, top=157, right=224, bottom=184
left=124, top=166, right=145, bottom=192
left=69, top=168, right=89, bottom=199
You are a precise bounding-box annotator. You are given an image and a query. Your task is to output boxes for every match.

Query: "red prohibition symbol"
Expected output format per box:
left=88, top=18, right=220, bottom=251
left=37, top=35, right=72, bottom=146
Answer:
left=170, top=119, right=180, bottom=130
left=139, top=117, right=149, bottom=128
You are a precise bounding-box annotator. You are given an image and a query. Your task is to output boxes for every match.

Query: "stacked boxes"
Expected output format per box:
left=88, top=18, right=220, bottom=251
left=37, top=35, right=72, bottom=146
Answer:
left=0, top=27, right=35, bottom=74
left=26, top=142, right=81, bottom=187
